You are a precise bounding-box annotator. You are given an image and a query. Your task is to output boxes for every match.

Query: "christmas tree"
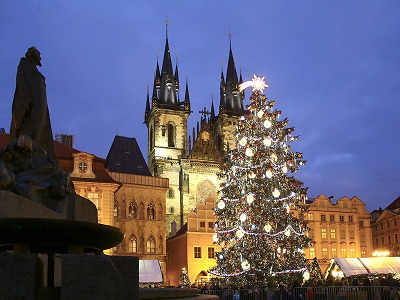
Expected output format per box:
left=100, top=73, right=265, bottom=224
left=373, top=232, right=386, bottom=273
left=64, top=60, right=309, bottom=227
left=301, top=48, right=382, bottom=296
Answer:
left=209, top=75, right=312, bottom=287
left=309, top=257, right=323, bottom=282
left=179, top=267, right=191, bottom=288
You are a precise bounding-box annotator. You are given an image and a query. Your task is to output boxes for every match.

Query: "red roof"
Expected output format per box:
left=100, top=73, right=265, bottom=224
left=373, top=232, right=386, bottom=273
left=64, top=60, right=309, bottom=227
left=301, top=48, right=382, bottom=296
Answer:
left=0, top=133, right=117, bottom=184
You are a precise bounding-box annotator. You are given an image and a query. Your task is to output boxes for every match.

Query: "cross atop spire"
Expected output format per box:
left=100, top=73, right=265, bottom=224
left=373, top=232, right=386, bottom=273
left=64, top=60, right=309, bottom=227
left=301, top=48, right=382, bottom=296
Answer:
left=199, top=107, right=211, bottom=119
left=165, top=16, right=169, bottom=39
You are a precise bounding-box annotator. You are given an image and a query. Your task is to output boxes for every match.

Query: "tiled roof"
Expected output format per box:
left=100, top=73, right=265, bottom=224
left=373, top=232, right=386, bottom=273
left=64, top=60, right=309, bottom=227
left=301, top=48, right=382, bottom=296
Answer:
left=105, top=135, right=151, bottom=176
left=0, top=133, right=117, bottom=184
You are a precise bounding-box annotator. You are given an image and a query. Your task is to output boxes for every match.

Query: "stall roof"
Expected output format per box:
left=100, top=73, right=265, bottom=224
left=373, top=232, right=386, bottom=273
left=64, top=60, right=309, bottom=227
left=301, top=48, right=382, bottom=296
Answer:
left=327, top=257, right=400, bottom=277
left=139, top=260, right=163, bottom=283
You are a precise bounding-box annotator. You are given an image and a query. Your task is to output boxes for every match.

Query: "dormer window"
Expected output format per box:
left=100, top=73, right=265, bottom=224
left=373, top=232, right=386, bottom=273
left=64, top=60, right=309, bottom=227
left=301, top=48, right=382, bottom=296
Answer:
left=79, top=161, right=88, bottom=172
left=71, top=152, right=95, bottom=179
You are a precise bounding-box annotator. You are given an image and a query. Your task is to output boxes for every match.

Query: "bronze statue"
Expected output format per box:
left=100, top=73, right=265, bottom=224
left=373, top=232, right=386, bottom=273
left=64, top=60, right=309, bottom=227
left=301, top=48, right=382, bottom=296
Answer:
left=10, top=47, right=58, bottom=165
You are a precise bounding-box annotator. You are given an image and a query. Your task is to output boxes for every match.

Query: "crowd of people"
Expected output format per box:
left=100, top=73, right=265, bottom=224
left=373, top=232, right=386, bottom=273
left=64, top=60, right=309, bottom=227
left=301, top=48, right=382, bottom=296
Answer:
left=198, top=273, right=400, bottom=300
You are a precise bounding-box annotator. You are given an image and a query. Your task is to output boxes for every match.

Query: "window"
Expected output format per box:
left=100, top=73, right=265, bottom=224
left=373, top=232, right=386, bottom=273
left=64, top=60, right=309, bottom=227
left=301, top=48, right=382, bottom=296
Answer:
left=307, top=213, right=314, bottom=221
left=128, top=236, right=137, bottom=253
left=340, top=230, right=346, bottom=240
left=167, top=188, right=174, bottom=198
left=146, top=236, right=156, bottom=253
left=360, top=235, right=366, bottom=243
left=395, top=233, right=399, bottom=243
left=88, top=192, right=99, bottom=209
left=348, top=216, right=353, bottom=222
left=114, top=199, right=118, bottom=217
left=322, top=248, right=328, bottom=259
left=168, top=124, right=175, bottom=147
left=128, top=202, right=137, bottom=218
left=208, top=247, right=215, bottom=259
left=330, top=215, right=335, bottom=222
left=147, top=203, right=155, bottom=219
left=375, top=238, right=379, bottom=247
left=388, top=235, right=392, bottom=245
left=339, top=215, right=344, bottom=222
left=350, top=248, right=355, bottom=258
left=208, top=222, right=214, bottom=229
left=380, top=223, right=384, bottom=230
left=321, top=214, right=326, bottom=222
left=349, top=230, right=355, bottom=240
left=394, top=220, right=398, bottom=226
left=309, top=248, right=315, bottom=259
left=381, top=237, right=385, bottom=246
left=170, top=206, right=175, bottom=214
left=331, top=248, right=337, bottom=258
left=321, top=228, right=327, bottom=239
left=330, top=229, right=336, bottom=239
left=387, top=221, right=390, bottom=228
left=161, top=126, right=166, bottom=137
left=361, top=250, right=366, bottom=258
left=341, top=248, right=347, bottom=257
left=194, top=246, right=201, bottom=258
left=359, top=220, right=364, bottom=228
left=308, top=229, right=314, bottom=239
left=200, top=221, right=205, bottom=228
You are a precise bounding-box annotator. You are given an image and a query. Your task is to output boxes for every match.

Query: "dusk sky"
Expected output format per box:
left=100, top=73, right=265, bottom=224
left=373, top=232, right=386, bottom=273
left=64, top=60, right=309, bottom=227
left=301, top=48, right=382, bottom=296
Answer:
left=1, top=1, right=399, bottom=212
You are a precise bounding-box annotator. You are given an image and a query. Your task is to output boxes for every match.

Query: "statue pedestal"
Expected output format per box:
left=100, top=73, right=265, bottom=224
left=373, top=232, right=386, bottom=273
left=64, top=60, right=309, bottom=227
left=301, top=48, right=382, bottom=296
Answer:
left=0, top=191, right=138, bottom=300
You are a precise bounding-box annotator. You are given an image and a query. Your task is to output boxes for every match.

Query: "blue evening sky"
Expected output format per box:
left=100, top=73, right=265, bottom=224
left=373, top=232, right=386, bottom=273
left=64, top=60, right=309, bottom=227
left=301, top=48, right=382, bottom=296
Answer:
left=1, top=1, right=399, bottom=212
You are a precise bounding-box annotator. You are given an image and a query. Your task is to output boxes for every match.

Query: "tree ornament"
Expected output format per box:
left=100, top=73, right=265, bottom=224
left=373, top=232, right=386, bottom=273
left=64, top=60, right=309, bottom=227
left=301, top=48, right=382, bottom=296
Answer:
left=264, top=119, right=272, bottom=129
left=257, top=110, right=264, bottom=118
left=264, top=224, right=272, bottom=233
left=241, top=260, right=250, bottom=270
left=217, top=200, right=226, bottom=209
left=263, top=137, right=272, bottom=147
left=282, top=165, right=288, bottom=173
left=271, top=154, right=278, bottom=162
left=285, top=228, right=291, bottom=236
left=266, top=170, right=273, bottom=179
left=245, top=148, right=254, bottom=157
left=213, top=233, right=219, bottom=243
left=273, top=188, right=280, bottom=198
left=240, top=213, right=247, bottom=222
left=239, top=137, right=247, bottom=147
left=248, top=171, right=256, bottom=179
left=246, top=193, right=254, bottom=204
left=236, top=229, right=244, bottom=239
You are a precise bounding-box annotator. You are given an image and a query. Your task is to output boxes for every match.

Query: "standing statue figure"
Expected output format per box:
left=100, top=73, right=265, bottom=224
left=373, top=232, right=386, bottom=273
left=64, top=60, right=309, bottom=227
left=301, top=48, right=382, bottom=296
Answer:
left=10, top=46, right=58, bottom=165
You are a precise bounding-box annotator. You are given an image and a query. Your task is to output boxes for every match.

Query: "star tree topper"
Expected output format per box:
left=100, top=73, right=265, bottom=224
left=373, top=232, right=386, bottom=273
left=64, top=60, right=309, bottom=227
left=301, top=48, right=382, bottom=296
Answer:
left=239, top=75, right=269, bottom=93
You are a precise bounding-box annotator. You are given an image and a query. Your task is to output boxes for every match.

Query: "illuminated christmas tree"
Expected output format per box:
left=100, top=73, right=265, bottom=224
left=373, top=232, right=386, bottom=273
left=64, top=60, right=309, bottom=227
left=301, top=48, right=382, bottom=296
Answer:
left=309, top=257, right=323, bottom=282
left=209, top=75, right=312, bottom=286
left=179, top=267, right=191, bottom=288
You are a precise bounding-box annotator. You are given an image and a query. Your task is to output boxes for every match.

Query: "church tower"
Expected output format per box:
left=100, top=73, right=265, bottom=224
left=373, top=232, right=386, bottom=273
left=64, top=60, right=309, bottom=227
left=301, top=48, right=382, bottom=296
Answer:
left=144, top=23, right=191, bottom=176
left=212, top=39, right=245, bottom=153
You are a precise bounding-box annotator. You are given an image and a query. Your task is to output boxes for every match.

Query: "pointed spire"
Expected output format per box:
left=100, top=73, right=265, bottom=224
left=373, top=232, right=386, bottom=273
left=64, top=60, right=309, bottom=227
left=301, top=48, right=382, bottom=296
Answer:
left=210, top=94, right=215, bottom=119
left=144, top=85, right=151, bottom=124
left=184, top=75, right=191, bottom=111
left=174, top=56, right=179, bottom=88
left=155, top=54, right=161, bottom=82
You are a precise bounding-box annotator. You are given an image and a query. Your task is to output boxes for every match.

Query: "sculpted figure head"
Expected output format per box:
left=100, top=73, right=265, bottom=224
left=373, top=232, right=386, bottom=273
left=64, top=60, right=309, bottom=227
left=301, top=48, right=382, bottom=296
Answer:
left=25, top=46, right=42, bottom=67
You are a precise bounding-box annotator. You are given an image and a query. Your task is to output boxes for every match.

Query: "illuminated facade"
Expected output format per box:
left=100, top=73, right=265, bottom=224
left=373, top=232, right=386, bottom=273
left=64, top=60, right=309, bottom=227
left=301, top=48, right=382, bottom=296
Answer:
left=144, top=28, right=244, bottom=236
left=166, top=196, right=221, bottom=287
left=371, top=197, right=400, bottom=256
left=304, top=194, right=373, bottom=272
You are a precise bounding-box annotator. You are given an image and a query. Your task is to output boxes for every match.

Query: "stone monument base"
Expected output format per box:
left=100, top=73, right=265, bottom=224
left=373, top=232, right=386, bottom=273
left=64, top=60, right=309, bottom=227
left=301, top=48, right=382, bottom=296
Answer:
left=0, top=252, right=138, bottom=300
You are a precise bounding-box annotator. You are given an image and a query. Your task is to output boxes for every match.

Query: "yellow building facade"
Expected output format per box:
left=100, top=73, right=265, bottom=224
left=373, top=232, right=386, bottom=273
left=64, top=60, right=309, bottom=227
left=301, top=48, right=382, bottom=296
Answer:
left=371, top=197, right=400, bottom=256
left=304, top=194, right=373, bottom=271
left=166, top=196, right=221, bottom=287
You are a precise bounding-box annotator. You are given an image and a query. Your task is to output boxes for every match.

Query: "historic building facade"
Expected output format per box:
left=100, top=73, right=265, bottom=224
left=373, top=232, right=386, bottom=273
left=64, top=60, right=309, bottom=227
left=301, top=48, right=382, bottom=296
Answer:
left=304, top=194, right=373, bottom=271
left=166, top=196, right=221, bottom=287
left=371, top=197, right=400, bottom=256
left=144, top=28, right=245, bottom=236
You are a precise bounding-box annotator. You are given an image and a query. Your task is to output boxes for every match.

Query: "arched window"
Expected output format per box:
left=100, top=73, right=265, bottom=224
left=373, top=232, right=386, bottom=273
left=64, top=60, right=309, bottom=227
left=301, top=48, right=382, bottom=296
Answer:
left=128, top=202, right=137, bottom=219
left=128, top=235, right=137, bottom=253
left=114, top=198, right=119, bottom=217
left=167, top=124, right=175, bottom=147
left=170, top=206, right=175, bottom=214
left=147, top=202, right=155, bottom=220
left=167, top=188, right=174, bottom=198
left=158, top=236, right=163, bottom=254
left=149, top=127, right=153, bottom=150
left=147, top=236, right=156, bottom=254
left=120, top=200, right=126, bottom=218
left=157, top=203, right=163, bottom=220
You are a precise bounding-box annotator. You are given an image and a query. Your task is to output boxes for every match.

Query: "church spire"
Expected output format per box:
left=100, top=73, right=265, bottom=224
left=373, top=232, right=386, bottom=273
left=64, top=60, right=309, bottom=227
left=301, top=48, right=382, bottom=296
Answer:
left=219, top=33, right=244, bottom=115
left=145, top=85, right=150, bottom=124
left=184, top=75, right=191, bottom=111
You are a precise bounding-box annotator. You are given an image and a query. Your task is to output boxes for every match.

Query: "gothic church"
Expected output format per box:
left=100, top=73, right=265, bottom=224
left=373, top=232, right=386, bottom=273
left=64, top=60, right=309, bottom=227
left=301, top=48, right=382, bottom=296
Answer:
left=144, top=28, right=245, bottom=236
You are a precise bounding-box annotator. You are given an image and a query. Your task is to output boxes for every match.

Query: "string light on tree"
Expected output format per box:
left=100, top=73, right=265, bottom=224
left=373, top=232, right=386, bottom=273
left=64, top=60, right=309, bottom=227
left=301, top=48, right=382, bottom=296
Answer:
left=210, top=74, right=311, bottom=286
